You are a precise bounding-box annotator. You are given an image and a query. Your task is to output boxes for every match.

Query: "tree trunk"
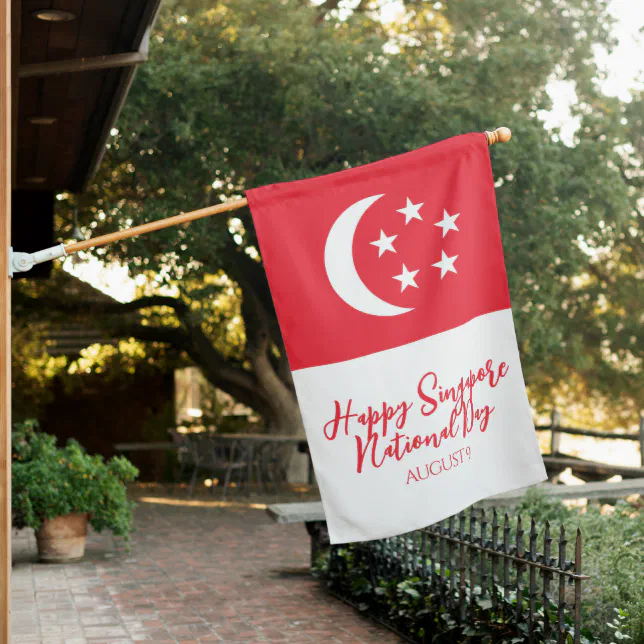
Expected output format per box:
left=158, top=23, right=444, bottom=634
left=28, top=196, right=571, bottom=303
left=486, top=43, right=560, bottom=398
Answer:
left=251, top=349, right=309, bottom=483
left=252, top=350, right=303, bottom=436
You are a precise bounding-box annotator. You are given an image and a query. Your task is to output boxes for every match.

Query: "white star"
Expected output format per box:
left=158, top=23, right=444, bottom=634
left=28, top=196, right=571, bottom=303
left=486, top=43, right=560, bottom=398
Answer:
left=370, top=230, right=398, bottom=257
left=396, top=198, right=424, bottom=224
left=392, top=264, right=420, bottom=292
left=431, top=251, right=458, bottom=279
left=434, top=209, right=460, bottom=237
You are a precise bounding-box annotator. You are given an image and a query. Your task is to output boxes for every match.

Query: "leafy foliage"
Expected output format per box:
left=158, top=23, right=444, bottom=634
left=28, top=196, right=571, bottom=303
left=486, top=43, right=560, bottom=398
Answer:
left=12, top=421, right=139, bottom=543
left=514, top=489, right=644, bottom=642
left=320, top=547, right=591, bottom=643
left=10, top=267, right=186, bottom=423
left=11, top=318, right=65, bottom=422
left=49, top=0, right=643, bottom=427
left=317, top=490, right=643, bottom=642
left=569, top=503, right=644, bottom=644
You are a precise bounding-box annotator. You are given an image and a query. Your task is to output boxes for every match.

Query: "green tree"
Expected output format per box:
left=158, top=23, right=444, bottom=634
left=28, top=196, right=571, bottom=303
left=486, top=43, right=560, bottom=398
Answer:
left=22, top=0, right=643, bottom=433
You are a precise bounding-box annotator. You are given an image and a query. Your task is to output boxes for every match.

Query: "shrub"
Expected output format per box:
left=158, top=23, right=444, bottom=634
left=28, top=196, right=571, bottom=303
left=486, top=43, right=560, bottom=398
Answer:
left=12, top=420, right=139, bottom=544
left=317, top=489, right=643, bottom=643
left=516, top=490, right=644, bottom=644
left=318, top=544, right=591, bottom=643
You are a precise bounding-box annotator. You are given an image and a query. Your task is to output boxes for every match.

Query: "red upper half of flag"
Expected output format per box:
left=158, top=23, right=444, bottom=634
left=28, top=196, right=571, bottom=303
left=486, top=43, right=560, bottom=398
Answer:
left=247, top=133, right=510, bottom=371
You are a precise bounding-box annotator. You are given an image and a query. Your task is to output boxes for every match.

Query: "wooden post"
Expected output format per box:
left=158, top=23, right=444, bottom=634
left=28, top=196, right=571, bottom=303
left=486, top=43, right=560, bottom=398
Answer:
left=0, top=0, right=11, bottom=641
left=639, top=414, right=644, bottom=467
left=550, top=409, right=561, bottom=456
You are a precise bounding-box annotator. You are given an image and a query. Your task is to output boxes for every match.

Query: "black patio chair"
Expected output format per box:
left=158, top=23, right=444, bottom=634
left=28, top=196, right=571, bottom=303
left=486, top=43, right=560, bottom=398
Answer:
left=169, top=431, right=244, bottom=497
left=207, top=437, right=254, bottom=499
left=258, top=441, right=292, bottom=494
left=170, top=430, right=200, bottom=491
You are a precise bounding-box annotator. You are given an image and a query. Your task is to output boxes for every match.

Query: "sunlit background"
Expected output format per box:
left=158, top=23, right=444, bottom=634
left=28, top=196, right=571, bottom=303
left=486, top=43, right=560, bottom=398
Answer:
left=61, top=0, right=644, bottom=477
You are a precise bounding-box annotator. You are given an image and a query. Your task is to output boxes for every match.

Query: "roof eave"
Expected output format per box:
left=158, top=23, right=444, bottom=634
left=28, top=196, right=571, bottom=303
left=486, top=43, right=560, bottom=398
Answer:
left=80, top=0, right=162, bottom=192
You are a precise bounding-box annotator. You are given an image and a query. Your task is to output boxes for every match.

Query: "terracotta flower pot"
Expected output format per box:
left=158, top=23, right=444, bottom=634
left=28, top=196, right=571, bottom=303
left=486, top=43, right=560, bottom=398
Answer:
left=36, top=513, right=89, bottom=563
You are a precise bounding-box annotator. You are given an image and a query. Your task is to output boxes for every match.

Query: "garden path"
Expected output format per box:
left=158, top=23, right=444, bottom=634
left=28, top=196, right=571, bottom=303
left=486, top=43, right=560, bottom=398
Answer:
left=12, top=498, right=401, bottom=643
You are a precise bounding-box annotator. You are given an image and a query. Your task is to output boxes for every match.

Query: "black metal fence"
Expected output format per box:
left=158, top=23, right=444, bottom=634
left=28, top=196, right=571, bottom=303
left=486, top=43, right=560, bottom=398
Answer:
left=327, top=508, right=588, bottom=643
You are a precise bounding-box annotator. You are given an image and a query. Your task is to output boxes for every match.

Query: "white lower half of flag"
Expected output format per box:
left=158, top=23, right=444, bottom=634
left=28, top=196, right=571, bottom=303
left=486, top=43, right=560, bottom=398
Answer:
left=292, top=309, right=547, bottom=544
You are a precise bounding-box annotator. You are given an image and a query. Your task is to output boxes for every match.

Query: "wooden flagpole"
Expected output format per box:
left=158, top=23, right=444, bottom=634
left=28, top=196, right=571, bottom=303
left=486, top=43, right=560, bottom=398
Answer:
left=64, top=128, right=511, bottom=257
left=1, top=0, right=11, bottom=641
left=66, top=197, right=249, bottom=254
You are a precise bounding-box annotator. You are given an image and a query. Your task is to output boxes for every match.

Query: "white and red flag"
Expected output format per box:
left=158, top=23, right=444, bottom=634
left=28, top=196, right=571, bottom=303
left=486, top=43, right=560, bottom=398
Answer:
left=247, top=133, right=546, bottom=544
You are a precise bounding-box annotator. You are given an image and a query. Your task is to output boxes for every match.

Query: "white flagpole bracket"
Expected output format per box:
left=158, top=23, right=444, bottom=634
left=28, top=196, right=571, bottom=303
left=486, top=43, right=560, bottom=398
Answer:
left=8, top=243, right=67, bottom=278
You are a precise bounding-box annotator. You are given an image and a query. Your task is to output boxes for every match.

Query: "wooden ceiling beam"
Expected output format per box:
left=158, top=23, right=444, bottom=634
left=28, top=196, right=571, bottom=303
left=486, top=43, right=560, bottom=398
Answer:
left=18, top=49, right=146, bottom=78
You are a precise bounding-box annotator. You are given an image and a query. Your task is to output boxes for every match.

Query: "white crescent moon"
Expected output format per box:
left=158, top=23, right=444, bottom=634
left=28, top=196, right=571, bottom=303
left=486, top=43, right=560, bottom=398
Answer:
left=324, top=194, right=413, bottom=317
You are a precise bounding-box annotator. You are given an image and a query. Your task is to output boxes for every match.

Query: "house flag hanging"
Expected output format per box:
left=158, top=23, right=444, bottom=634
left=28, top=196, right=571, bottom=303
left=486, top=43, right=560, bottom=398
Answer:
left=247, top=133, right=547, bottom=544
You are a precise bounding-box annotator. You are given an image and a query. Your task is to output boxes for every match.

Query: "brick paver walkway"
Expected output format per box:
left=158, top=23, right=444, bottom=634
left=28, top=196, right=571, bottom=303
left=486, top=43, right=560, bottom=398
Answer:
left=12, top=499, right=401, bottom=643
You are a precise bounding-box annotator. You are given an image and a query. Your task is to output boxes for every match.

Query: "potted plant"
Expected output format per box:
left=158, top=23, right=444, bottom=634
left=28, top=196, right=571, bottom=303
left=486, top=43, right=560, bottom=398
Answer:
left=12, top=421, right=138, bottom=563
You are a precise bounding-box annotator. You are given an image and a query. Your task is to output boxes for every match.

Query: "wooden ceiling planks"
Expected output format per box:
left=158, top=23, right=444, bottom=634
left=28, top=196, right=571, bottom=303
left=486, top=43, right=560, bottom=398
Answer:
left=38, top=0, right=84, bottom=187
left=58, top=0, right=130, bottom=189
left=15, top=0, right=160, bottom=192
left=17, top=0, right=49, bottom=188
left=35, top=74, right=71, bottom=182
left=18, top=0, right=122, bottom=190
left=73, top=0, right=156, bottom=189
left=16, top=76, right=38, bottom=182
left=20, top=1, right=50, bottom=65
left=46, top=0, right=85, bottom=60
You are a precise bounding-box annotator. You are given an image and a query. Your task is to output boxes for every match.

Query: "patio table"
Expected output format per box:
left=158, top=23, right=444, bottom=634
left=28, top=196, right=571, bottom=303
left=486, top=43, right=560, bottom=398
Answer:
left=212, top=434, right=310, bottom=491
left=115, top=433, right=312, bottom=493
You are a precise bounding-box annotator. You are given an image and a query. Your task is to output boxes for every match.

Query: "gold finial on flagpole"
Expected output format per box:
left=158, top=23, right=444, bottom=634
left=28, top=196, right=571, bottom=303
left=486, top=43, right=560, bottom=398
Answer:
left=485, top=127, right=512, bottom=146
